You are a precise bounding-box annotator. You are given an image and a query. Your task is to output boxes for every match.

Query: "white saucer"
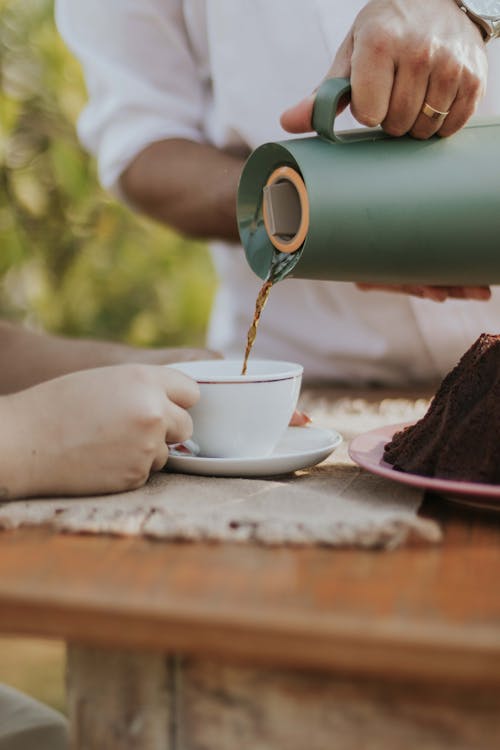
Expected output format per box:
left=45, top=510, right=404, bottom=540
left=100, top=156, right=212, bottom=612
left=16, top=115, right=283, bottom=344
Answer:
left=166, top=426, right=342, bottom=478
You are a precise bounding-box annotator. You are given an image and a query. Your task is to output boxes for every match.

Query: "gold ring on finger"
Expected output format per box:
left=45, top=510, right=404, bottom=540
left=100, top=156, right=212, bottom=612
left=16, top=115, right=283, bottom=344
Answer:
left=421, top=101, right=450, bottom=123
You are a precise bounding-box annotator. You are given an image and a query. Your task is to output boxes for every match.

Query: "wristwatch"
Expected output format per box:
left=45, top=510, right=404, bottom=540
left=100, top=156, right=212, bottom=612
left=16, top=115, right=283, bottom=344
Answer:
left=454, top=1, right=500, bottom=41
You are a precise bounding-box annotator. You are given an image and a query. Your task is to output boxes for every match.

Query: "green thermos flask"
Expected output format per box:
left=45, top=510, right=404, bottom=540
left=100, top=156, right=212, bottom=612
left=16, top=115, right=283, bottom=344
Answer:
left=237, top=78, right=500, bottom=284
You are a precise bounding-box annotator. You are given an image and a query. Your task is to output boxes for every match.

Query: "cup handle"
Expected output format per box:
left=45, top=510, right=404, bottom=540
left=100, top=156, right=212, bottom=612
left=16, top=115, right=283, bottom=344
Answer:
left=312, top=77, right=352, bottom=143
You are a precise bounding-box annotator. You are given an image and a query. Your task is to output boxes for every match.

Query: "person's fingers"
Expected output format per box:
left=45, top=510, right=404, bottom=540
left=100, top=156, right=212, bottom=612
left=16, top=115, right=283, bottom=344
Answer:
left=468, top=286, right=491, bottom=300
left=164, top=402, right=194, bottom=445
left=416, top=286, right=491, bottom=301
left=323, top=31, right=354, bottom=117
left=437, top=68, right=484, bottom=138
left=381, top=51, right=430, bottom=137
left=280, top=32, right=353, bottom=134
left=356, top=283, right=491, bottom=302
left=356, top=283, right=447, bottom=300
left=448, top=286, right=491, bottom=300
left=330, top=29, right=354, bottom=80
left=290, top=410, right=312, bottom=427
left=161, top=368, right=200, bottom=409
left=350, top=34, right=395, bottom=128
left=408, top=286, right=444, bottom=301
left=280, top=93, right=317, bottom=134
left=151, top=442, right=169, bottom=472
left=418, top=287, right=449, bottom=302
left=409, top=57, right=461, bottom=139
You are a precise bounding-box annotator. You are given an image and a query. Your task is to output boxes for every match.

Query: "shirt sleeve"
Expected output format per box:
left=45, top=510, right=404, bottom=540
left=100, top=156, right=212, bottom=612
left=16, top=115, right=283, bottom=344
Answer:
left=55, top=0, right=206, bottom=194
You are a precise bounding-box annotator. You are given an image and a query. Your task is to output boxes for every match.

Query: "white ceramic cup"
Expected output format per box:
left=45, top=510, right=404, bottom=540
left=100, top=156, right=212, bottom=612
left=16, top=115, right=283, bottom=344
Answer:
left=169, top=360, right=303, bottom=458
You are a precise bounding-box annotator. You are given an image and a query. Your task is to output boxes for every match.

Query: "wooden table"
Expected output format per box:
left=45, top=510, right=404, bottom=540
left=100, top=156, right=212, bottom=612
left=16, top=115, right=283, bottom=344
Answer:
left=1, top=389, right=500, bottom=749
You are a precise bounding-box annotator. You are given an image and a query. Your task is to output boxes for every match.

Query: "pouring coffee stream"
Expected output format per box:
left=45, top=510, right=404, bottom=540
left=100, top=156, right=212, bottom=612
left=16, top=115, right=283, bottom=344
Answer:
left=241, top=246, right=299, bottom=375
left=241, top=279, right=273, bottom=376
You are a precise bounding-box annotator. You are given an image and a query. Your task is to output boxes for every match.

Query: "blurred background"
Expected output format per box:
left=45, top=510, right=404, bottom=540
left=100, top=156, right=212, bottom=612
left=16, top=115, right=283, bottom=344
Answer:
left=0, top=0, right=216, bottom=345
left=0, top=0, right=217, bottom=713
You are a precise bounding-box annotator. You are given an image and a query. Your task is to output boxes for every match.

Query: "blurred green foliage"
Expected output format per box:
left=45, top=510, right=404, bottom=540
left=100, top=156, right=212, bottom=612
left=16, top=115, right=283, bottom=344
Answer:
left=0, top=0, right=216, bottom=347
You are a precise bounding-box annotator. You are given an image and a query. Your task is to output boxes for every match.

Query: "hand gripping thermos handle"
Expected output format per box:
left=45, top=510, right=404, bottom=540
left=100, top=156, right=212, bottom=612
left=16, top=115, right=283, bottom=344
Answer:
left=312, top=78, right=352, bottom=143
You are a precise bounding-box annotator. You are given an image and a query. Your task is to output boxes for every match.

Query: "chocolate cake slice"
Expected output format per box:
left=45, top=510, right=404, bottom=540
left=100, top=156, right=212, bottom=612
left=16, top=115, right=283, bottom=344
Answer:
left=384, top=333, right=500, bottom=484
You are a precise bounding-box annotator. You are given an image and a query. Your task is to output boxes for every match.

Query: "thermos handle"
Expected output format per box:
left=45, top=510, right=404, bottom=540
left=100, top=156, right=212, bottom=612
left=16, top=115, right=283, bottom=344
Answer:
left=312, top=78, right=352, bottom=143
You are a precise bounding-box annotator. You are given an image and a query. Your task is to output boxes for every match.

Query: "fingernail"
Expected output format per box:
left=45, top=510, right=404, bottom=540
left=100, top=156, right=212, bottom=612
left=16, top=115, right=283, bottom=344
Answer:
left=469, top=287, right=491, bottom=300
left=299, top=412, right=313, bottom=425
left=423, top=289, right=447, bottom=302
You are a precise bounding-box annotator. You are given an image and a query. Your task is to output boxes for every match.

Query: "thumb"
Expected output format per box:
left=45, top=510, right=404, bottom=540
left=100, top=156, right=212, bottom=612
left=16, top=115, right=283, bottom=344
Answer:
left=280, top=92, right=316, bottom=134
left=280, top=33, right=353, bottom=134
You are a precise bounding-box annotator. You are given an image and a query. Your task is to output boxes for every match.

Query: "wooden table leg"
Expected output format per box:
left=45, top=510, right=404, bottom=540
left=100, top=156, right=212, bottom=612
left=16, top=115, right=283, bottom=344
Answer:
left=66, top=645, right=173, bottom=750
left=67, top=649, right=500, bottom=750
left=176, top=659, right=500, bottom=750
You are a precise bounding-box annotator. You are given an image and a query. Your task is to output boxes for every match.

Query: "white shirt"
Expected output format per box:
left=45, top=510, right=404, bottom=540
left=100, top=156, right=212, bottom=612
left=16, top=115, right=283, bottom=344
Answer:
left=56, top=0, right=500, bottom=384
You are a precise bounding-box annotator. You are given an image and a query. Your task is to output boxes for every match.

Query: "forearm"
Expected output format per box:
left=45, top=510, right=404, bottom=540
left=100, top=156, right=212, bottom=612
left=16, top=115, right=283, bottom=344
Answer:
left=0, top=322, right=143, bottom=394
left=120, top=139, right=248, bottom=242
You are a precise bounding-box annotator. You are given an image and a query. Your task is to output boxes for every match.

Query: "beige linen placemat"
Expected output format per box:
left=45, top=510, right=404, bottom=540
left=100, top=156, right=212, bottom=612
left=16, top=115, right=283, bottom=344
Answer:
left=0, top=388, right=441, bottom=549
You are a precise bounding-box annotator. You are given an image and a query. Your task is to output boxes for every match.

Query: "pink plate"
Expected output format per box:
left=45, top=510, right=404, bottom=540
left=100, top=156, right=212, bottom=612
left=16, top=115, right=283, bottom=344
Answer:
left=348, top=423, right=500, bottom=511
